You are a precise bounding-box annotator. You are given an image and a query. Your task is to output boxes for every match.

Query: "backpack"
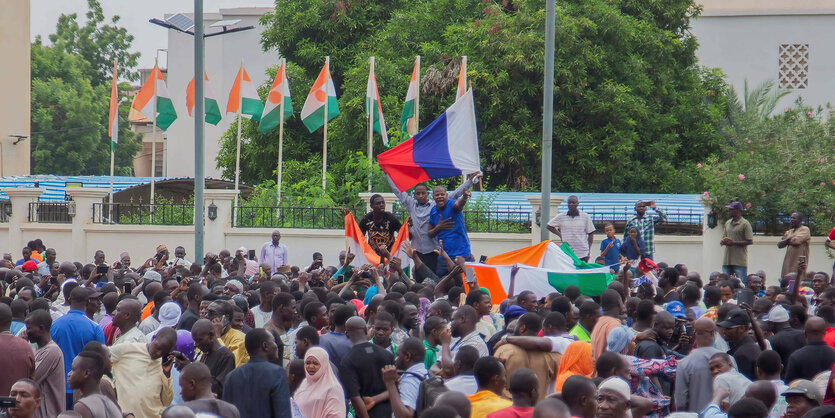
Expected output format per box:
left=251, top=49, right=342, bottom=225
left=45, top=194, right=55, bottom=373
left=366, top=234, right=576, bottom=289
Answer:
left=414, top=375, right=447, bottom=416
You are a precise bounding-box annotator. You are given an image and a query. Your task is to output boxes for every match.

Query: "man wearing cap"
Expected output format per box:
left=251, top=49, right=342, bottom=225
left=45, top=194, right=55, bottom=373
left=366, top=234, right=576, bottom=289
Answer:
left=50, top=287, right=106, bottom=409
left=719, top=308, right=761, bottom=380
left=766, top=304, right=805, bottom=375
left=782, top=380, right=822, bottom=418
left=720, top=202, right=753, bottom=281
left=20, top=260, right=39, bottom=277
left=547, top=195, right=596, bottom=262
left=623, top=200, right=666, bottom=260
left=778, top=212, right=812, bottom=278
left=260, top=230, right=288, bottom=273
left=784, top=316, right=835, bottom=382
left=596, top=377, right=632, bottom=418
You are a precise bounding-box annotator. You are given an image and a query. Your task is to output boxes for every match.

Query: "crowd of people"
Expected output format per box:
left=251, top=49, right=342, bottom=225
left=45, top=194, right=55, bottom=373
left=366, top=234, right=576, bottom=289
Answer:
left=1, top=178, right=835, bottom=418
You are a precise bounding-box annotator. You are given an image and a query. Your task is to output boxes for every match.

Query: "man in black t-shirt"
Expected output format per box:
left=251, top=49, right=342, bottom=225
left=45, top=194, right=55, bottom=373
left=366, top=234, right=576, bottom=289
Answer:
left=359, top=194, right=402, bottom=254
left=341, top=316, right=395, bottom=418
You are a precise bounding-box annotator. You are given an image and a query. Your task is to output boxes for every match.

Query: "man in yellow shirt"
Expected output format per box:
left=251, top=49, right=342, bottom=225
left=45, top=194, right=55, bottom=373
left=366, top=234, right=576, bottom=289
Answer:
left=110, top=327, right=177, bottom=418
left=467, top=357, right=511, bottom=418
left=205, top=301, right=249, bottom=366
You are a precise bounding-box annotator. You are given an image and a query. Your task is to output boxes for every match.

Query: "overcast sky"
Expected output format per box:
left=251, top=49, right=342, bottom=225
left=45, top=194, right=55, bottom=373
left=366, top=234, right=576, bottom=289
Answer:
left=31, top=0, right=274, bottom=70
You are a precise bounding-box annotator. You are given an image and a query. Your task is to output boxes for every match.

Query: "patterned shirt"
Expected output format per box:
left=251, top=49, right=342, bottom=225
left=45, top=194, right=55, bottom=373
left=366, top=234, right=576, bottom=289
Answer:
left=624, top=209, right=666, bottom=257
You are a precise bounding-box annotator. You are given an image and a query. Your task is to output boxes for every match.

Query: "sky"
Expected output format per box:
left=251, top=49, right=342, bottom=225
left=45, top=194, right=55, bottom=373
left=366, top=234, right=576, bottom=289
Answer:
left=30, top=0, right=274, bottom=70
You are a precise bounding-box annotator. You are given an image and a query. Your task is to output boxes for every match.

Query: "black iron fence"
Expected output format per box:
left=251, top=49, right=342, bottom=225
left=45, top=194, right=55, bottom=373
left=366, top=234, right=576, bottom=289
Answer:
left=93, top=203, right=194, bottom=225
left=28, top=202, right=72, bottom=223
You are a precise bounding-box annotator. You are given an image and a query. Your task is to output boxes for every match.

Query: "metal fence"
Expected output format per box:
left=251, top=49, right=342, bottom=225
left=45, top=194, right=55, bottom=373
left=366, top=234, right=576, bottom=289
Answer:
left=93, top=203, right=194, bottom=225
left=750, top=213, right=820, bottom=236
left=29, top=202, right=72, bottom=223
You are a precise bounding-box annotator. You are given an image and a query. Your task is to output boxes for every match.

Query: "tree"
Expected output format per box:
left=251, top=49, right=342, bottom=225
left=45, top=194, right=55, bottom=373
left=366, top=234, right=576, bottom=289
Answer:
left=30, top=0, right=141, bottom=175
left=219, top=0, right=727, bottom=197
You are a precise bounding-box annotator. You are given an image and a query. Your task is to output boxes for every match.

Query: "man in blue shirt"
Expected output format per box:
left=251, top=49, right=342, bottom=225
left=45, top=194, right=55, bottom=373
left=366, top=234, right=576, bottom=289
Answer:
left=428, top=187, right=472, bottom=275
left=222, top=328, right=291, bottom=418
left=382, top=337, right=429, bottom=418
left=599, top=223, right=622, bottom=272
left=50, top=286, right=106, bottom=408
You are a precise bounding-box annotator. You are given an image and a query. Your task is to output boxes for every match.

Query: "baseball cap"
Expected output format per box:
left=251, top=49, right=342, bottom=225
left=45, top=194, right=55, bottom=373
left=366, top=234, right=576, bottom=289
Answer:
left=781, top=379, right=823, bottom=405
left=21, top=260, right=38, bottom=272
left=725, top=201, right=743, bottom=211
left=666, top=301, right=687, bottom=319
left=504, top=305, right=527, bottom=321
left=764, top=305, right=789, bottom=323
left=717, top=308, right=750, bottom=328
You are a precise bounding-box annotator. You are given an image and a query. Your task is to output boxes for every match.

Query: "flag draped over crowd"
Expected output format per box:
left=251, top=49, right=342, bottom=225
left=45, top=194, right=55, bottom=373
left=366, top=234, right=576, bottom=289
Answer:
left=468, top=241, right=615, bottom=304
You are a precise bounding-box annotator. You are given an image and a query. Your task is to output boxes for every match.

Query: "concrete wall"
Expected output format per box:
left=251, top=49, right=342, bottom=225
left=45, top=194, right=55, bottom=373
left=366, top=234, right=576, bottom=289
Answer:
left=164, top=8, right=279, bottom=179
left=692, top=5, right=835, bottom=111
left=0, top=0, right=31, bottom=176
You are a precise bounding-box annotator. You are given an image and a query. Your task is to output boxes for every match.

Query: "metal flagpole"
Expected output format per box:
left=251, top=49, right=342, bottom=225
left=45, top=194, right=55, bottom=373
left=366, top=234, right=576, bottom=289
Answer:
left=321, top=56, right=329, bottom=190
left=194, top=0, right=206, bottom=260
left=109, top=58, right=118, bottom=223
left=367, top=56, right=374, bottom=192
left=277, top=58, right=286, bottom=213
left=415, top=56, right=420, bottom=131
left=540, top=0, right=556, bottom=241
left=234, top=59, right=243, bottom=210
left=151, top=57, right=158, bottom=206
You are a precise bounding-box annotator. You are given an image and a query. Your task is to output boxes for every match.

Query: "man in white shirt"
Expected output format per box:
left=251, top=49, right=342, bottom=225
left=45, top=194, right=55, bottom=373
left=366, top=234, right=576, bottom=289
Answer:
left=547, top=195, right=595, bottom=261
left=259, top=230, right=288, bottom=272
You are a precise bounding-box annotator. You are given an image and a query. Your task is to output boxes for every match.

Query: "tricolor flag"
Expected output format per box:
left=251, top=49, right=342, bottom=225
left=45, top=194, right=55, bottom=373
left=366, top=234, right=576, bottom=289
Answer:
left=131, top=65, right=177, bottom=130
left=366, top=62, right=388, bottom=145
left=259, top=60, right=293, bottom=134
left=467, top=241, right=615, bottom=305
left=300, top=60, right=339, bottom=133
left=186, top=72, right=222, bottom=125
left=377, top=88, right=480, bottom=191
left=400, top=58, right=419, bottom=140
left=344, top=212, right=410, bottom=266
left=108, top=60, right=119, bottom=150
left=227, top=64, right=264, bottom=121
left=456, top=56, right=467, bottom=98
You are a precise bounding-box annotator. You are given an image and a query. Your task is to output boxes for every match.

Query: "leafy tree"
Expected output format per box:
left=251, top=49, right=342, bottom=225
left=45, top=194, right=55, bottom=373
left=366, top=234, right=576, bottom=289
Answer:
left=218, top=0, right=727, bottom=199
left=30, top=1, right=141, bottom=175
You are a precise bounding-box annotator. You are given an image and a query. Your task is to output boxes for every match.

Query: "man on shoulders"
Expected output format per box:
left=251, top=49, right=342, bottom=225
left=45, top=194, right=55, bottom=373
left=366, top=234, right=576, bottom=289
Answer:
left=624, top=200, right=666, bottom=260
left=547, top=195, right=595, bottom=262
left=721, top=201, right=754, bottom=280
left=259, top=230, right=288, bottom=273
left=429, top=187, right=473, bottom=275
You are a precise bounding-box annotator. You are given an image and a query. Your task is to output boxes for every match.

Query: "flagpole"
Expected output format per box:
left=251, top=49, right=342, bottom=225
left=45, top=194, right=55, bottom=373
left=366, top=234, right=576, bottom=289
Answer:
left=415, top=55, right=420, bottom=132
left=460, top=56, right=467, bottom=185
left=234, top=59, right=243, bottom=211
left=322, top=56, right=329, bottom=190
left=277, top=58, right=286, bottom=213
left=367, top=56, right=374, bottom=192
left=109, top=58, right=118, bottom=223
left=151, top=57, right=158, bottom=206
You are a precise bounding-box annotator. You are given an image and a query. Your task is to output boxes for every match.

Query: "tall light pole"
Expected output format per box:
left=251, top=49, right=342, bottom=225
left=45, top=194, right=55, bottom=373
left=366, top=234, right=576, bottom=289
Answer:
left=540, top=0, right=556, bottom=242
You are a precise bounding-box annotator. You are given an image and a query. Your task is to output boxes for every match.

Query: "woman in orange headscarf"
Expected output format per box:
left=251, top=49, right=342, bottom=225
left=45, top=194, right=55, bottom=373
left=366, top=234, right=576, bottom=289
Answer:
left=554, top=341, right=593, bottom=392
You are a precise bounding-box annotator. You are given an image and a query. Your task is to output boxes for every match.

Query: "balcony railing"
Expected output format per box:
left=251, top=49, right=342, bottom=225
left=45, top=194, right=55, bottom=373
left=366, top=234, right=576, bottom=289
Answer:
left=28, top=202, right=72, bottom=223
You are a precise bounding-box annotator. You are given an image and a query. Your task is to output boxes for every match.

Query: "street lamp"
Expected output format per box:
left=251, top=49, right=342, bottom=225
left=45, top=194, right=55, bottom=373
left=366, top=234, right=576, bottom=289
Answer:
left=149, top=6, right=254, bottom=259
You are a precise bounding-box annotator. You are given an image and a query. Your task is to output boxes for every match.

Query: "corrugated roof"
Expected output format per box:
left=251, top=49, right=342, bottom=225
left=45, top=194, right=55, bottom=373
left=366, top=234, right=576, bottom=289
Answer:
left=0, top=176, right=186, bottom=201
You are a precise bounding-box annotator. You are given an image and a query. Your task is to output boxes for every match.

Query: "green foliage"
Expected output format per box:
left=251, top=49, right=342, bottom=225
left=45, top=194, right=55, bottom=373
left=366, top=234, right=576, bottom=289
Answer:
left=699, top=96, right=835, bottom=235
left=217, top=0, right=727, bottom=196
left=30, top=0, right=141, bottom=175
left=116, top=195, right=194, bottom=225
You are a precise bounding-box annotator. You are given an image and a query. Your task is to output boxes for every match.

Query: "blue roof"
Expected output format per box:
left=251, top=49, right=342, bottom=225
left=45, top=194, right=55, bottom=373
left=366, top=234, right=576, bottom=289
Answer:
left=0, top=176, right=185, bottom=201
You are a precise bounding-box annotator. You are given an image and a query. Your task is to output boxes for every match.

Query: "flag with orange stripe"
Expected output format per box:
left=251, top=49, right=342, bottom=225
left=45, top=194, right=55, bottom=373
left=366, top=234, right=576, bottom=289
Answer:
left=226, top=64, right=263, bottom=121
left=108, top=60, right=119, bottom=150
left=301, top=59, right=339, bottom=133
left=186, top=72, right=222, bottom=125
left=343, top=212, right=410, bottom=268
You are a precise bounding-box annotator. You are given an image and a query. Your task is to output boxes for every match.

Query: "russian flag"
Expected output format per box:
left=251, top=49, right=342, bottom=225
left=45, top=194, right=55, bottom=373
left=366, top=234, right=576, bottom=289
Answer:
left=378, top=89, right=480, bottom=190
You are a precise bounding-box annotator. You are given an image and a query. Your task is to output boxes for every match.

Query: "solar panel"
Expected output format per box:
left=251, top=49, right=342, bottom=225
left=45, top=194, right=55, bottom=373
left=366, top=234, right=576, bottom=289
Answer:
left=166, top=13, right=195, bottom=32
left=211, top=19, right=241, bottom=28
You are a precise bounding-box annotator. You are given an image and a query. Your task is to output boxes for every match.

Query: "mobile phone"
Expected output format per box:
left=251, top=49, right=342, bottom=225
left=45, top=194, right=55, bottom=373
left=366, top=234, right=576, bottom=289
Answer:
left=788, top=279, right=795, bottom=293
left=0, top=397, right=15, bottom=408
left=738, top=289, right=754, bottom=306
left=122, top=282, right=132, bottom=294
left=171, top=350, right=187, bottom=361
left=799, top=255, right=807, bottom=264
left=465, top=268, right=474, bottom=284
left=50, top=276, right=58, bottom=285
left=154, top=252, right=163, bottom=262
left=248, top=249, right=256, bottom=260
left=336, top=274, right=345, bottom=283
left=97, top=264, right=108, bottom=275
left=479, top=255, right=488, bottom=263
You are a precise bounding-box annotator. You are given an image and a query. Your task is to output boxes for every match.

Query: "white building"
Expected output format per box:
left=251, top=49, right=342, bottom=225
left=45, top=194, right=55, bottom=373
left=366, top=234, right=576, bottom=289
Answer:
left=163, top=7, right=279, bottom=179
left=692, top=0, right=835, bottom=110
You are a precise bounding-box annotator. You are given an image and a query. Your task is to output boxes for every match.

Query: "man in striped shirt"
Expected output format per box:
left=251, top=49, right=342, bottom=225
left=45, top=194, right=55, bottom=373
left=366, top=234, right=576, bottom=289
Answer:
left=547, top=195, right=595, bottom=261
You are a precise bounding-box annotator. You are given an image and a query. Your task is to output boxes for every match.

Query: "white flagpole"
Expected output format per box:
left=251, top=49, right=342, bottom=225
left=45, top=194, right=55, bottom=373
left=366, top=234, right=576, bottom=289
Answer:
left=277, top=58, right=286, bottom=212
left=109, top=58, right=118, bottom=223
left=321, top=56, right=329, bottom=190
left=151, top=57, right=157, bottom=206
left=234, top=59, right=243, bottom=210
left=415, top=55, right=421, bottom=132
left=367, top=56, right=374, bottom=192
left=460, top=56, right=466, bottom=184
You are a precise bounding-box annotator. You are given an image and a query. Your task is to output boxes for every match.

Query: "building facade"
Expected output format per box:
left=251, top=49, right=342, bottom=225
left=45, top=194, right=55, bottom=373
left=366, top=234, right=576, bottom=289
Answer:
left=0, top=0, right=32, bottom=177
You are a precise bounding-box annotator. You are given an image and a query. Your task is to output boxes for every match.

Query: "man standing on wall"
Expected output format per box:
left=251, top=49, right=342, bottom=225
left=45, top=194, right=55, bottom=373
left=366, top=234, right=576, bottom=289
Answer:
left=720, top=201, right=754, bottom=281
left=624, top=200, right=665, bottom=261
left=547, top=195, right=595, bottom=261
left=778, top=212, right=811, bottom=278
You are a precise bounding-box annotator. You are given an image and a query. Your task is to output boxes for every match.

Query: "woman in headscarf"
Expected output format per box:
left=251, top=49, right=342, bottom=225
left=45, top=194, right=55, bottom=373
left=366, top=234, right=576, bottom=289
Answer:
left=554, top=341, right=593, bottom=392
left=619, top=227, right=647, bottom=262
left=295, top=347, right=346, bottom=418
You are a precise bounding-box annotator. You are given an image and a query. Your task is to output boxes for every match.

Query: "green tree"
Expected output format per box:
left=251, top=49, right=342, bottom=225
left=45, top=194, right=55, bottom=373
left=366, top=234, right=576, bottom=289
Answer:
left=219, top=0, right=727, bottom=197
left=30, top=0, right=141, bottom=175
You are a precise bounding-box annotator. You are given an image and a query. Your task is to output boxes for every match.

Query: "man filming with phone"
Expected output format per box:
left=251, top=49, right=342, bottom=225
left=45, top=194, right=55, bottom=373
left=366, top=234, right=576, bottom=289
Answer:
left=778, top=212, right=811, bottom=278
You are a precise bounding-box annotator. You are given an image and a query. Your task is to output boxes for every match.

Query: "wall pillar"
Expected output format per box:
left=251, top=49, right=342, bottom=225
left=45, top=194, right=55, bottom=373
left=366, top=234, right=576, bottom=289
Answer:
left=65, top=188, right=109, bottom=262
left=204, top=189, right=238, bottom=255
left=525, top=194, right=565, bottom=245
left=358, top=192, right=398, bottom=212
left=1, top=187, right=44, bottom=252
